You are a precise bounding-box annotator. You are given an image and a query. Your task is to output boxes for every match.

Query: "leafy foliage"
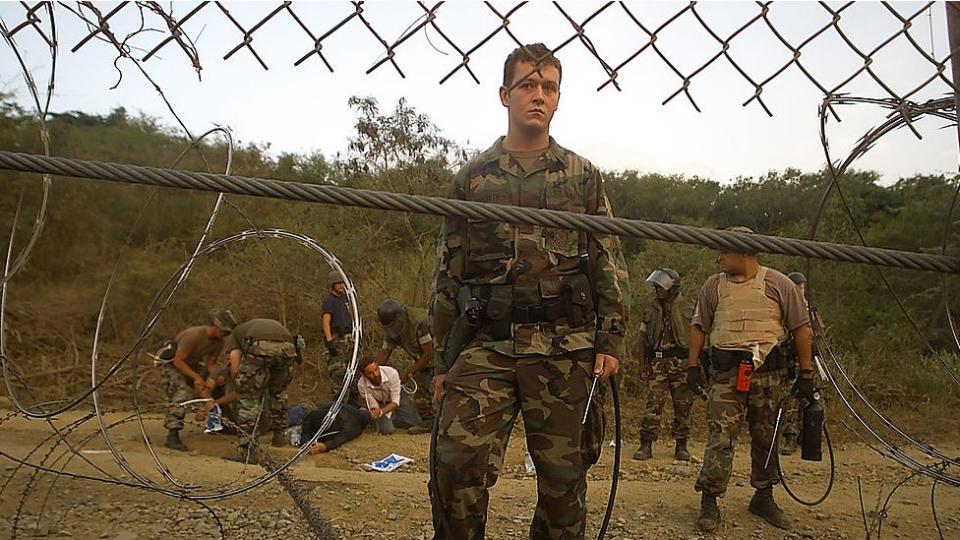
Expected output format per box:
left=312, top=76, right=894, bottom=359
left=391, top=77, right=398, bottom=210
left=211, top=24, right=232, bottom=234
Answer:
left=0, top=95, right=956, bottom=406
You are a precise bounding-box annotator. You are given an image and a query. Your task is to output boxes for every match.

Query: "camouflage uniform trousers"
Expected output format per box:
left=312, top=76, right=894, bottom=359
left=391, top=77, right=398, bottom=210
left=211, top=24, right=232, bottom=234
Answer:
left=780, top=378, right=801, bottom=440
left=326, top=336, right=358, bottom=404
left=162, top=365, right=196, bottom=431
left=432, top=346, right=602, bottom=540
left=235, top=353, right=293, bottom=448
left=639, top=355, right=695, bottom=442
left=695, top=366, right=789, bottom=497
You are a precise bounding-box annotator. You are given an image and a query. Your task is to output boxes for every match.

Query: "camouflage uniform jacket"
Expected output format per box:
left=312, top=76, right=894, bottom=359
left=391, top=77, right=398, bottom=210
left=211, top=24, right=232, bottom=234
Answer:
left=639, top=294, right=692, bottom=351
left=431, top=137, right=629, bottom=373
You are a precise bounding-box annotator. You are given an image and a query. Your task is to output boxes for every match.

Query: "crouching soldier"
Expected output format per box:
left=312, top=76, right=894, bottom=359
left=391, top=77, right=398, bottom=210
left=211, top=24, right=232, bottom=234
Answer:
left=160, top=309, right=237, bottom=451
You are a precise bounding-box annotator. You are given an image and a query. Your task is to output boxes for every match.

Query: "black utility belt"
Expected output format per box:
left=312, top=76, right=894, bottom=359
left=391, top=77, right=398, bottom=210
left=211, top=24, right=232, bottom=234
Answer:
left=710, top=345, right=790, bottom=373
left=466, top=274, right=596, bottom=327
left=652, top=348, right=688, bottom=359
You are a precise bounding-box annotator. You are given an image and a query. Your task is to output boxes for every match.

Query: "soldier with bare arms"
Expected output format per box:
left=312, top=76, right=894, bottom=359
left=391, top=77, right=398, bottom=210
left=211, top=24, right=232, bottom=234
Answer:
left=160, top=309, right=237, bottom=451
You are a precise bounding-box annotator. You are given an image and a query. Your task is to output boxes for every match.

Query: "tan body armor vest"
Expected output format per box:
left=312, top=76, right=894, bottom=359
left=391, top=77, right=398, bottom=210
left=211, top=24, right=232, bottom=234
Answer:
left=709, top=266, right=787, bottom=365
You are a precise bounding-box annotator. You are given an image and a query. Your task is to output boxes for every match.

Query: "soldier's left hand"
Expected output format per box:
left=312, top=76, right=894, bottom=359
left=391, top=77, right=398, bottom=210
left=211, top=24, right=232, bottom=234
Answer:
left=593, top=354, right=620, bottom=381
left=793, top=377, right=815, bottom=401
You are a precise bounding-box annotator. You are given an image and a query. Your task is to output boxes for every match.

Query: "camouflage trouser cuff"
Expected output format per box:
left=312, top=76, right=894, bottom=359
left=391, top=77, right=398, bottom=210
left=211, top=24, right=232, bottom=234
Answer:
left=694, top=482, right=725, bottom=498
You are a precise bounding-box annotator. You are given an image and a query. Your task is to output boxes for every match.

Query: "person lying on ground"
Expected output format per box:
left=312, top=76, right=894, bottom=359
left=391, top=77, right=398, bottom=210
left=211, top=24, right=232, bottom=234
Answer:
left=302, top=402, right=372, bottom=454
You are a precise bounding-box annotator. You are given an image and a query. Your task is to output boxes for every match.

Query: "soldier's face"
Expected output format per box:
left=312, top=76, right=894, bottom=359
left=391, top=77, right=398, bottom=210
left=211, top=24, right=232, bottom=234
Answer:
left=332, top=282, right=346, bottom=296
left=717, top=251, right=746, bottom=274
left=654, top=285, right=670, bottom=300
left=500, top=60, right=560, bottom=137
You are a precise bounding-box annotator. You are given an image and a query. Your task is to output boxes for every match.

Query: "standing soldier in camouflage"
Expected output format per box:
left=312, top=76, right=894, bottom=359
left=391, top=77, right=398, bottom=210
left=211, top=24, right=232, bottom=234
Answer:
left=375, top=298, right=435, bottom=433
left=686, top=226, right=815, bottom=532
left=322, top=270, right=354, bottom=402
left=225, top=317, right=303, bottom=459
left=429, top=43, right=629, bottom=540
left=780, top=271, right=823, bottom=456
left=634, top=268, right=696, bottom=462
left=160, top=309, right=237, bottom=451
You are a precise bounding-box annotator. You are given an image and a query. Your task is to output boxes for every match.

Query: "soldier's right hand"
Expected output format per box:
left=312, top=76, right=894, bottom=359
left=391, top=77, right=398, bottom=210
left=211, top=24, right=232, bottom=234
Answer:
left=192, top=376, right=206, bottom=394
left=325, top=340, right=339, bottom=357
left=432, top=374, right=446, bottom=408
left=686, top=366, right=705, bottom=396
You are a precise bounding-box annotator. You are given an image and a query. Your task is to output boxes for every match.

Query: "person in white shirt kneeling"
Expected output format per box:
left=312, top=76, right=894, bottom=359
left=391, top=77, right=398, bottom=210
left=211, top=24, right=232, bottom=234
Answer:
left=357, top=357, right=422, bottom=434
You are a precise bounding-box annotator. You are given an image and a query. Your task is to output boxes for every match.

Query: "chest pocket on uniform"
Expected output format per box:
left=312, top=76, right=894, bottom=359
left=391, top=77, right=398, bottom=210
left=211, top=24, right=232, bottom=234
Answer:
left=467, top=175, right=515, bottom=264
left=542, top=177, right=585, bottom=258
left=466, top=219, right=514, bottom=262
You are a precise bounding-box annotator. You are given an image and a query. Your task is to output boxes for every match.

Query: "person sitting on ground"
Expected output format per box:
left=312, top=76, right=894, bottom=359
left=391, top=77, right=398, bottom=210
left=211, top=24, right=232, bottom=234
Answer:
left=356, top=356, right=421, bottom=434
left=301, top=402, right=372, bottom=454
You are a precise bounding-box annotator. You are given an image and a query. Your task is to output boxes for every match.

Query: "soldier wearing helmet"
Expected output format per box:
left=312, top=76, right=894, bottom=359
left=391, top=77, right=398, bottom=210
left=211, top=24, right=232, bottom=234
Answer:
left=374, top=298, right=435, bottom=433
left=322, top=270, right=354, bottom=401
left=780, top=271, right=823, bottom=456
left=634, top=268, right=696, bottom=462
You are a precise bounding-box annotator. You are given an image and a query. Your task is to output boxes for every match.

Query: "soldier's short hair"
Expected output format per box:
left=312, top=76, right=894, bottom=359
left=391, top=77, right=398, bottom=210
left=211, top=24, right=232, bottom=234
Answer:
left=503, top=43, right=562, bottom=87
left=723, top=225, right=758, bottom=256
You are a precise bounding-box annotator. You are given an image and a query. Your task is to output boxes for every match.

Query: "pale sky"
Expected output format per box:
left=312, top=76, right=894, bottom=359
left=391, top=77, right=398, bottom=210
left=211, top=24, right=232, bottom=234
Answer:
left=2, top=1, right=958, bottom=183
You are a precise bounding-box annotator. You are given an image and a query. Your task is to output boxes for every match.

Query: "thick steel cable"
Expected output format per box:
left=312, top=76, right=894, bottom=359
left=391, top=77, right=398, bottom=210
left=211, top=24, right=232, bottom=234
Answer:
left=0, top=150, right=957, bottom=274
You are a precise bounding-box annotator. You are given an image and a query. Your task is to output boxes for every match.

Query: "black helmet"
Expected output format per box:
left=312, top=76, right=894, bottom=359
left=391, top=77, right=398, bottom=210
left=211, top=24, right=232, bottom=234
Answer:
left=787, top=272, right=807, bottom=285
left=377, top=298, right=406, bottom=339
left=646, top=268, right=681, bottom=295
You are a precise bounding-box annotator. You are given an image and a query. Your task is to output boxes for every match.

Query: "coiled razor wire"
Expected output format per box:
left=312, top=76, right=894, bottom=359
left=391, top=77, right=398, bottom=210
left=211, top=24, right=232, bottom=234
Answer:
left=798, top=93, right=960, bottom=491
left=0, top=8, right=55, bottom=287
left=2, top=224, right=362, bottom=501
left=1, top=4, right=361, bottom=536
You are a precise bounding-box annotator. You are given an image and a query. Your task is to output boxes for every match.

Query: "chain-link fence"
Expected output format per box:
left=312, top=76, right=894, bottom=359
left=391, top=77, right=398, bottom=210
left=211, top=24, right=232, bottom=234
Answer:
left=4, top=1, right=960, bottom=118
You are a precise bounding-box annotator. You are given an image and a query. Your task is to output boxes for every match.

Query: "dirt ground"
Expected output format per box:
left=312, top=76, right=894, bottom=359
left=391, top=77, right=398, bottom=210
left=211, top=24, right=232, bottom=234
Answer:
left=1, top=406, right=958, bottom=540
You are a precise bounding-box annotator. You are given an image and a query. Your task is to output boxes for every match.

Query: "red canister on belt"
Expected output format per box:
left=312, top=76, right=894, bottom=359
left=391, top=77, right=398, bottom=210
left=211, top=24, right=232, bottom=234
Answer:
left=736, top=358, right=753, bottom=392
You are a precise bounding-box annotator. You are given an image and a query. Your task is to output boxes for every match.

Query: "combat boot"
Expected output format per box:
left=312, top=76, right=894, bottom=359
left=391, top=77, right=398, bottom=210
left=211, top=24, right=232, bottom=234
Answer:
left=779, top=434, right=798, bottom=456
left=674, top=439, right=691, bottom=461
left=632, top=439, right=653, bottom=461
left=696, top=493, right=721, bottom=532
left=164, top=429, right=187, bottom=451
left=749, top=486, right=791, bottom=529
left=271, top=430, right=287, bottom=448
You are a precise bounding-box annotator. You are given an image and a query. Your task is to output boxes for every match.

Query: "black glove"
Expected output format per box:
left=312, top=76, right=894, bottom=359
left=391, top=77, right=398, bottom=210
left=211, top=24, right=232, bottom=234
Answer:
left=325, top=340, right=339, bottom=357
left=793, top=377, right=815, bottom=401
left=687, top=366, right=705, bottom=395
